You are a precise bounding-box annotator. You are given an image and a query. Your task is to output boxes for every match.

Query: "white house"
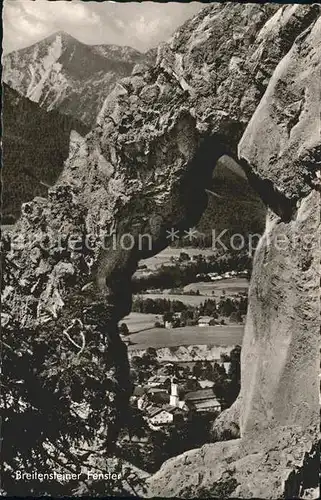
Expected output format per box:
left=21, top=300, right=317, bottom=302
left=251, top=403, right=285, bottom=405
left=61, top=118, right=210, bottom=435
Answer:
left=165, top=312, right=182, bottom=329
left=137, top=393, right=149, bottom=411
left=147, top=403, right=185, bottom=427
left=198, top=316, right=214, bottom=327
left=199, top=379, right=215, bottom=389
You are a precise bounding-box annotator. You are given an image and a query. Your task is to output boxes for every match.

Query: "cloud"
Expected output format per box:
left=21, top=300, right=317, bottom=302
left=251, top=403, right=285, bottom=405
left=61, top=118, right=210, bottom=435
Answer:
left=16, top=0, right=100, bottom=25
left=3, top=2, right=48, bottom=50
left=3, top=0, right=204, bottom=54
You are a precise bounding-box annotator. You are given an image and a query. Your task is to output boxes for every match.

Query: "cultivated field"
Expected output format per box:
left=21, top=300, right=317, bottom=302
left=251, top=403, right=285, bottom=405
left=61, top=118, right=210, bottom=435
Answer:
left=134, top=293, right=207, bottom=306
left=183, top=278, right=249, bottom=296
left=127, top=324, right=244, bottom=350
left=135, top=278, right=249, bottom=306
left=138, top=247, right=215, bottom=271
left=122, top=312, right=162, bottom=333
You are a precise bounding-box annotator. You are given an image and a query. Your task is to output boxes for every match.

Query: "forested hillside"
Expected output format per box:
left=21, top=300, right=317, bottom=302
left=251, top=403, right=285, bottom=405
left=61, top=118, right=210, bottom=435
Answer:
left=198, top=158, right=266, bottom=240
left=2, top=84, right=89, bottom=223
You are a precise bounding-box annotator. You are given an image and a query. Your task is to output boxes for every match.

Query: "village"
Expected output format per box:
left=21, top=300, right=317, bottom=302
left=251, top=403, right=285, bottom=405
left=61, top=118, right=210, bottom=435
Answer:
left=115, top=253, right=244, bottom=470
left=132, top=371, right=226, bottom=428
left=126, top=347, right=238, bottom=429
left=115, top=344, right=240, bottom=473
left=118, top=267, right=244, bottom=430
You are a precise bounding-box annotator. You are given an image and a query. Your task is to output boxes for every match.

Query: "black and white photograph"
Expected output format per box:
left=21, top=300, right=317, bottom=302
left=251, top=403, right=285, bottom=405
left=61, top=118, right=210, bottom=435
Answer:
left=1, top=0, right=320, bottom=497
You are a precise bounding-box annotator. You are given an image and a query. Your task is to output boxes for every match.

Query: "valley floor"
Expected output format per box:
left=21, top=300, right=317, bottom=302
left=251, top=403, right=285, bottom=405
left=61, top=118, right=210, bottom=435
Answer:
left=127, top=325, right=244, bottom=350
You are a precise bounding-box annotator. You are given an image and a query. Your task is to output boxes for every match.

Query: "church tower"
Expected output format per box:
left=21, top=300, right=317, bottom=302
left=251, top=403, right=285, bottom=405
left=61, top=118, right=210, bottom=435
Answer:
left=169, top=378, right=179, bottom=407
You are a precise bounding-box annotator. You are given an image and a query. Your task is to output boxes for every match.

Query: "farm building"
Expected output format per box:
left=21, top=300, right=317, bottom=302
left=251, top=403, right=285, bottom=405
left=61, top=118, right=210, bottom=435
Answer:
left=184, top=388, right=222, bottom=413
left=198, top=316, right=216, bottom=327
left=147, top=375, right=170, bottom=387
left=169, top=379, right=186, bottom=408
left=146, top=387, right=168, bottom=396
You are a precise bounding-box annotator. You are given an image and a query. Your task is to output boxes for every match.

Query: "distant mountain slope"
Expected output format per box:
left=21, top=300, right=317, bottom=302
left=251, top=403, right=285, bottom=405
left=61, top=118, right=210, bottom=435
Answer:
left=171, top=156, right=266, bottom=247
left=1, top=83, right=89, bottom=223
left=3, top=32, right=150, bottom=126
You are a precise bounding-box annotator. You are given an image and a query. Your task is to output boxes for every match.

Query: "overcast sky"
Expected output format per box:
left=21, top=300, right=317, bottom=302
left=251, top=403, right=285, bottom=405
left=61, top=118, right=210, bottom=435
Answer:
left=3, top=0, right=204, bottom=54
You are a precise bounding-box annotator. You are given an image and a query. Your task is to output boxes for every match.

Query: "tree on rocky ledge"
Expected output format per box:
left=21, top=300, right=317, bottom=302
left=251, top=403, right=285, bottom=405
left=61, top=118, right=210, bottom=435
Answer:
left=1, top=288, right=134, bottom=496
left=119, top=322, right=130, bottom=335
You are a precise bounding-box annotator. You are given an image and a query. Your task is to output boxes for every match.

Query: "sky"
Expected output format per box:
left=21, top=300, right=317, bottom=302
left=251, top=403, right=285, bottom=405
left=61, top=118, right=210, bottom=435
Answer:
left=3, top=0, right=204, bottom=54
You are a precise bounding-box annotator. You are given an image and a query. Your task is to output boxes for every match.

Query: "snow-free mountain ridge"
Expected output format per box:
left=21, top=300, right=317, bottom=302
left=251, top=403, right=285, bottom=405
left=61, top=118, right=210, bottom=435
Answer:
left=3, top=31, right=152, bottom=126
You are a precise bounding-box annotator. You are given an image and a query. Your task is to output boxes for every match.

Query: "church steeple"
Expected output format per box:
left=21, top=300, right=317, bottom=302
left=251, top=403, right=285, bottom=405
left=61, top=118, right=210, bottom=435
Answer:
left=169, top=377, right=179, bottom=407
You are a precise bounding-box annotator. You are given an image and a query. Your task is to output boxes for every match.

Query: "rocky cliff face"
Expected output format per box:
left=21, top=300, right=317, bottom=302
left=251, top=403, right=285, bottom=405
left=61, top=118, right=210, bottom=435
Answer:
left=148, top=6, right=320, bottom=498
left=2, top=3, right=320, bottom=497
left=238, top=16, right=320, bottom=438
left=2, top=31, right=149, bottom=126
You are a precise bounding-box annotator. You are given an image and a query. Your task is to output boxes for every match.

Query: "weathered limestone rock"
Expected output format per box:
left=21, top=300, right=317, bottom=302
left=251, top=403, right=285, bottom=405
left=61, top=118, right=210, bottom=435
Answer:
left=239, top=13, right=321, bottom=202
left=211, top=397, right=240, bottom=441
left=147, top=7, right=320, bottom=499
left=238, top=196, right=320, bottom=438
left=147, top=427, right=317, bottom=499
left=149, top=189, right=319, bottom=498
left=2, top=2, right=320, bottom=497
left=238, top=15, right=321, bottom=439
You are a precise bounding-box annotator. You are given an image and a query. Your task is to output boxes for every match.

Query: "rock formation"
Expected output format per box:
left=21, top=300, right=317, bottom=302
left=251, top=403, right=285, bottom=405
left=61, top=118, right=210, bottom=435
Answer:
left=2, top=2, right=320, bottom=498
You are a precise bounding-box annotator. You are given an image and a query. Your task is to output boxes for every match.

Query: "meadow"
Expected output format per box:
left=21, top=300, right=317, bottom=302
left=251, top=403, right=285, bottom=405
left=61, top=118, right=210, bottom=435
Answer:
left=127, top=324, right=244, bottom=350
left=183, top=278, right=248, bottom=296
left=134, top=278, right=249, bottom=307
left=137, top=247, right=216, bottom=271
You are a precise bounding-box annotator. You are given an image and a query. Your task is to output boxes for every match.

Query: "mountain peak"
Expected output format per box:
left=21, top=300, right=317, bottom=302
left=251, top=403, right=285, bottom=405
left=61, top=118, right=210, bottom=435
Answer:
left=45, top=31, right=81, bottom=46
left=54, top=30, right=76, bottom=40
left=2, top=30, right=150, bottom=127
